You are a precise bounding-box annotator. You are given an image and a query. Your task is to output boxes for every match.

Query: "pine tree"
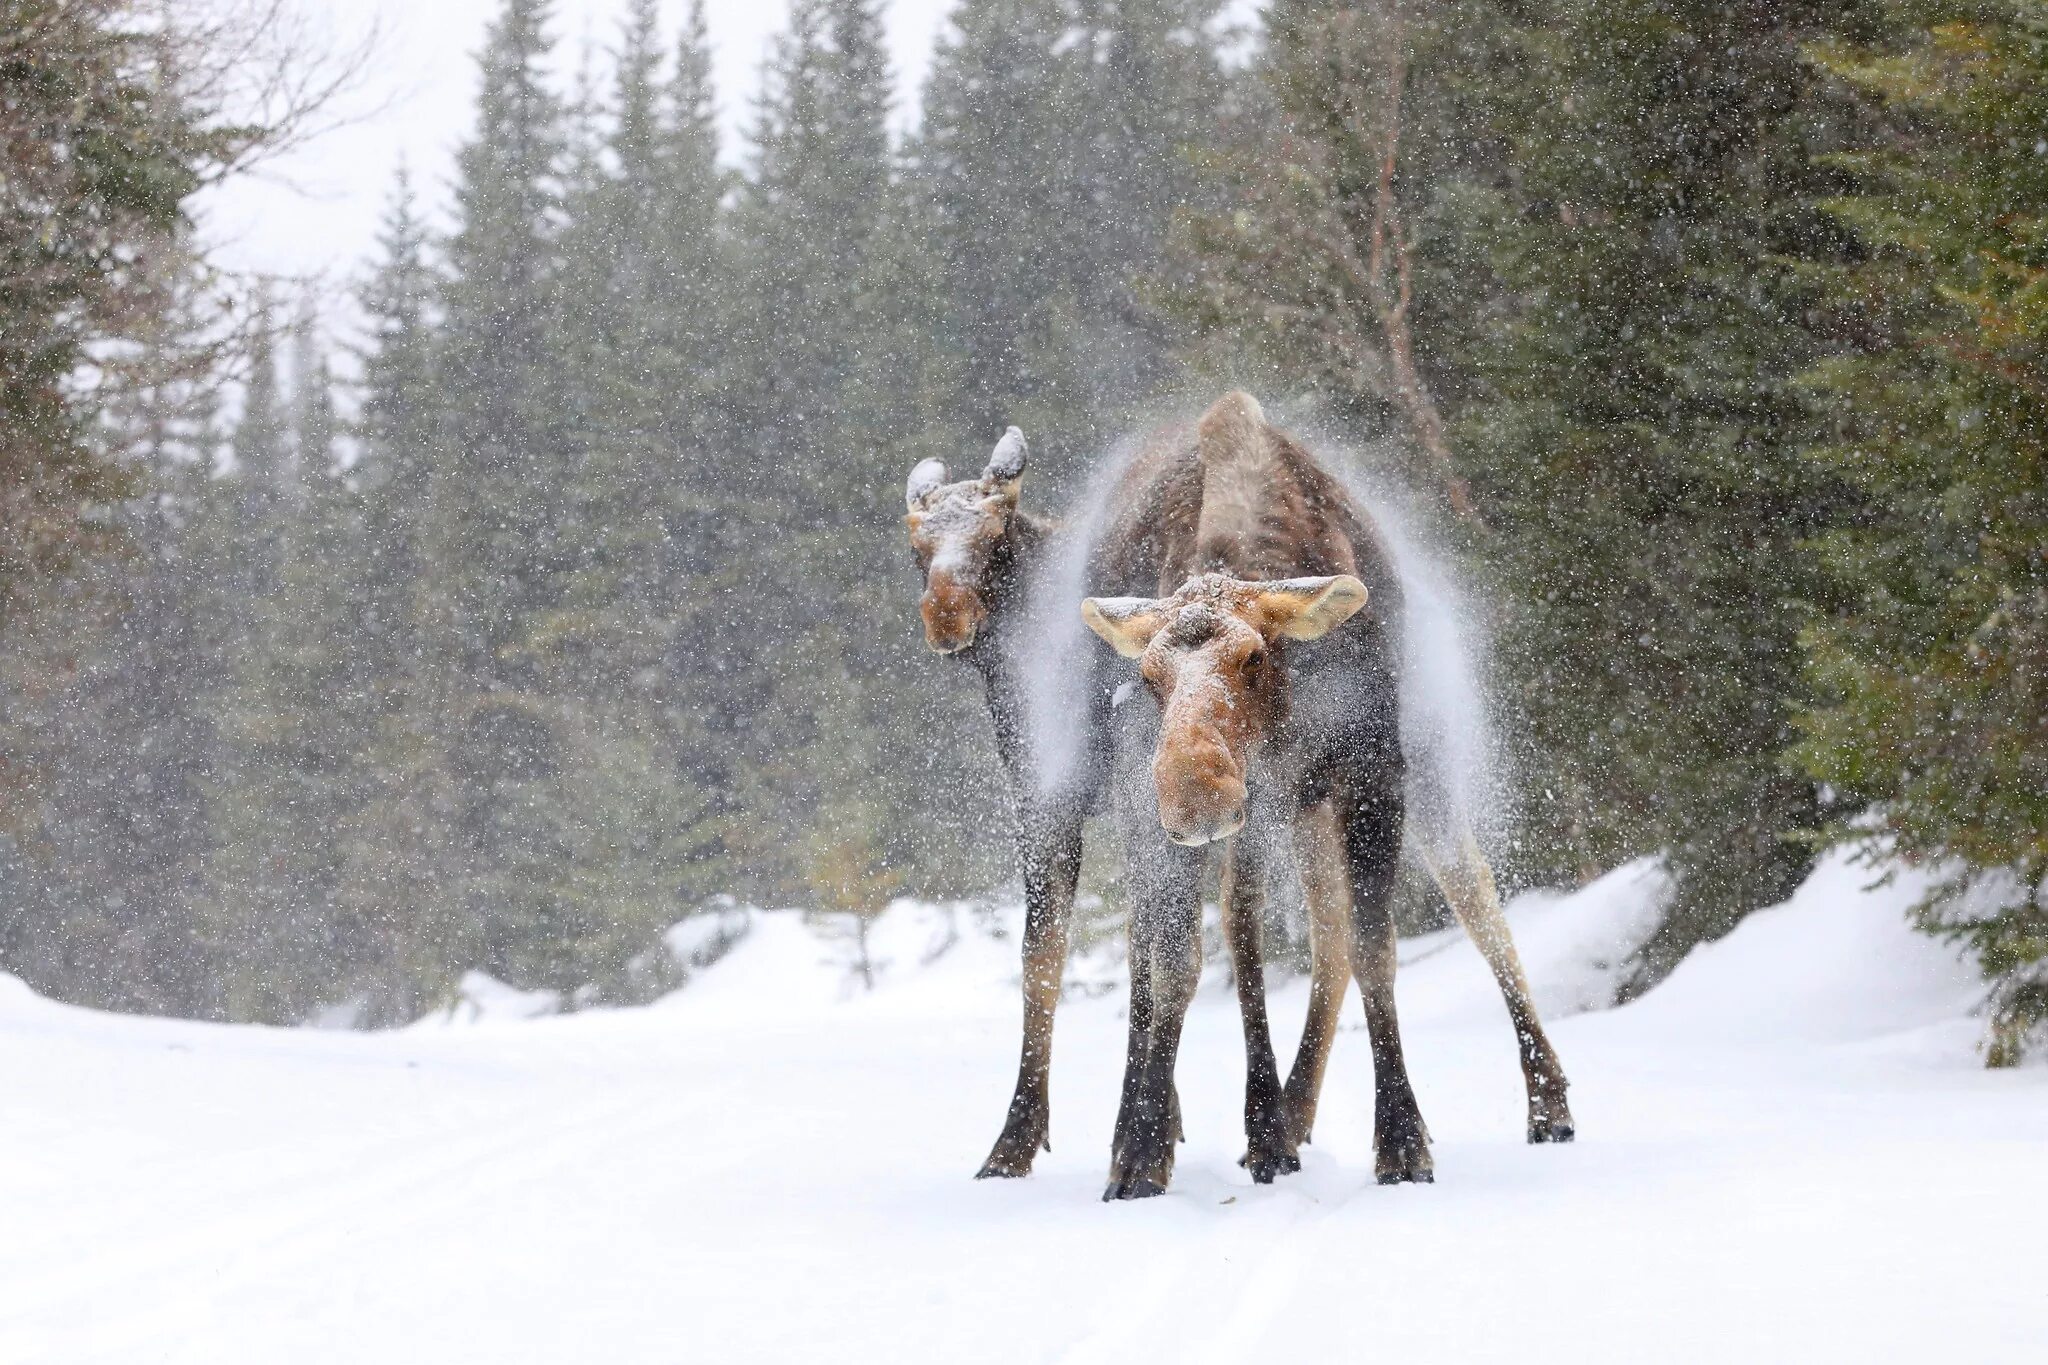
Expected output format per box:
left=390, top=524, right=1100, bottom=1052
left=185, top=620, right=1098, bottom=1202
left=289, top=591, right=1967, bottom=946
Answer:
left=504, top=0, right=738, bottom=995
left=1185, top=0, right=1880, bottom=986
left=917, top=0, right=1089, bottom=463
left=1443, top=0, right=1884, bottom=985
left=438, top=0, right=570, bottom=681
left=1063, top=0, right=1229, bottom=429
left=1796, top=0, right=2048, bottom=1062
left=0, top=0, right=241, bottom=676
left=919, top=0, right=1232, bottom=488
left=335, top=170, right=474, bottom=1022
left=0, top=266, right=225, bottom=1014
left=197, top=299, right=338, bottom=1022
left=430, top=0, right=587, bottom=989
left=723, top=0, right=1006, bottom=906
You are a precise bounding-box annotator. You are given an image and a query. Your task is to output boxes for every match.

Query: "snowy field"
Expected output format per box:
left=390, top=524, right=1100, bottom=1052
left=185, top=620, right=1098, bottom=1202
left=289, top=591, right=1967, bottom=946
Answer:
left=3, top=849, right=2044, bottom=1364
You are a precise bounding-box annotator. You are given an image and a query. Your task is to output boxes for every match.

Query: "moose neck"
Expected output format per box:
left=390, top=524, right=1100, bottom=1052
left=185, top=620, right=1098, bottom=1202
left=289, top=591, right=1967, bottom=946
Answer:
left=956, top=512, right=1048, bottom=663
left=958, top=511, right=1068, bottom=778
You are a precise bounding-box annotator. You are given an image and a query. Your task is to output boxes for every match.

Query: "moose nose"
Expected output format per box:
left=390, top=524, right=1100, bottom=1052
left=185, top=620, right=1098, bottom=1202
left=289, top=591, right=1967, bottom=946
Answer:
left=1164, top=805, right=1246, bottom=847
left=920, top=578, right=984, bottom=654
left=1156, top=741, right=1248, bottom=846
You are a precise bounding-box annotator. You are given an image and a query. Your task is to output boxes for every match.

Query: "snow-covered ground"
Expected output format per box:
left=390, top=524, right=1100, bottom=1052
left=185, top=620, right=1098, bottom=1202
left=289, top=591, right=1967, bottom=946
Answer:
left=3, top=849, right=2042, bottom=1363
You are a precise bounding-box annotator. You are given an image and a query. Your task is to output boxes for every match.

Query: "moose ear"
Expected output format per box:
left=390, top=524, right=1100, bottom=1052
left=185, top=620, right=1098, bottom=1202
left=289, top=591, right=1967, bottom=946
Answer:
left=1252, top=575, right=1369, bottom=642
left=983, top=426, right=1026, bottom=503
left=906, top=458, right=949, bottom=510
left=1081, top=596, right=1168, bottom=659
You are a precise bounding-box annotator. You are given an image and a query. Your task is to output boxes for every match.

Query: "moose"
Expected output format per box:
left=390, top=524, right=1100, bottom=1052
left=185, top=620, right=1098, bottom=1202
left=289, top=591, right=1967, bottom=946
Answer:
left=904, top=395, right=1572, bottom=1195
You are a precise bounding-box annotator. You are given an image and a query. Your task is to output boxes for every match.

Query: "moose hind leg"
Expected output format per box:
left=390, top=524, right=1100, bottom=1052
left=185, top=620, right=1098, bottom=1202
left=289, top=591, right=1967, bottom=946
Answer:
left=978, top=808, right=1082, bottom=1178
left=1344, top=783, right=1434, bottom=1185
left=1222, top=839, right=1298, bottom=1183
left=1421, top=832, right=1575, bottom=1144
left=1283, top=802, right=1352, bottom=1148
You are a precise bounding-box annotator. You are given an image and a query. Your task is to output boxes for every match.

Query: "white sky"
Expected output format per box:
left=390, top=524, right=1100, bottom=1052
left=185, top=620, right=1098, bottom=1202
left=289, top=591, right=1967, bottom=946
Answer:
left=199, top=0, right=958, bottom=293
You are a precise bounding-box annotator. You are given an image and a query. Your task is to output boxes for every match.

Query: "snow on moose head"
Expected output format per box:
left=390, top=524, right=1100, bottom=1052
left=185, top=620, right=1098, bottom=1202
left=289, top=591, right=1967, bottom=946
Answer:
left=902, top=427, right=1029, bottom=655
left=1081, top=571, right=1368, bottom=846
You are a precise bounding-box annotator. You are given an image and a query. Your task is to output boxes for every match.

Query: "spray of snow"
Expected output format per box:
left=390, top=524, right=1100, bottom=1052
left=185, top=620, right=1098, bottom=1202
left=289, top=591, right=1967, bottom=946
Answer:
left=1311, top=434, right=1509, bottom=854
left=1009, top=414, right=1504, bottom=854
left=1010, top=430, right=1155, bottom=796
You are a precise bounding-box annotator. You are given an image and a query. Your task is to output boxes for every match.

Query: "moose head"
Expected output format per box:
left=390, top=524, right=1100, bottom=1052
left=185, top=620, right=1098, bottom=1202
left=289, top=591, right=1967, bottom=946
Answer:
left=1081, top=572, right=1368, bottom=846
left=903, top=427, right=1030, bottom=654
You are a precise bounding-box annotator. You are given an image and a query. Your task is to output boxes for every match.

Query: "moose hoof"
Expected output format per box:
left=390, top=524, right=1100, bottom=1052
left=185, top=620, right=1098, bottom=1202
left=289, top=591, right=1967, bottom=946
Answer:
left=1527, top=1089, right=1576, bottom=1145
left=1103, top=1174, right=1169, bottom=1202
left=1238, top=1108, right=1302, bottom=1184
left=1374, top=1139, right=1435, bottom=1186
left=976, top=1121, right=1048, bottom=1179
left=1104, top=1128, right=1176, bottom=1201
left=1241, top=1145, right=1302, bottom=1185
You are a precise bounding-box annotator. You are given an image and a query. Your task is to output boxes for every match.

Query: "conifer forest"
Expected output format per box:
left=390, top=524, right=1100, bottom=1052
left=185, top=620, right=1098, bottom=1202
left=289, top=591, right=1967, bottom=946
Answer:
left=3, top=0, right=2041, bottom=1051
left=4, top=2, right=2047, bottom=1356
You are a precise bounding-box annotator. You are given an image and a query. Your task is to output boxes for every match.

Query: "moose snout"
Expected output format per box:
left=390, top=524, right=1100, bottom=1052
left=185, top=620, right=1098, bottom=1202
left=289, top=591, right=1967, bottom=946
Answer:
left=920, top=576, right=986, bottom=654
left=1154, top=736, right=1248, bottom=847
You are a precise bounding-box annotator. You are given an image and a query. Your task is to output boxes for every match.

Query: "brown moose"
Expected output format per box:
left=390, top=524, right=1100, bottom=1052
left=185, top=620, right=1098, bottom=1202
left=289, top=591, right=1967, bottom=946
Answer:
left=1079, top=391, right=1573, bottom=1197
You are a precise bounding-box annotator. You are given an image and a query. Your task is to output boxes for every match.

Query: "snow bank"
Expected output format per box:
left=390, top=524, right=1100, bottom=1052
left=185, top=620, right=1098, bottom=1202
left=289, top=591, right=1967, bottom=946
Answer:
left=1621, top=845, right=1984, bottom=1056
left=4, top=850, right=2041, bottom=1365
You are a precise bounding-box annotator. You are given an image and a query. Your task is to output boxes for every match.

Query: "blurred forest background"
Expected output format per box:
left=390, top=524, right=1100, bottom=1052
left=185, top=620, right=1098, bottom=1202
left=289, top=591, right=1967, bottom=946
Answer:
left=1, top=0, right=2041, bottom=1056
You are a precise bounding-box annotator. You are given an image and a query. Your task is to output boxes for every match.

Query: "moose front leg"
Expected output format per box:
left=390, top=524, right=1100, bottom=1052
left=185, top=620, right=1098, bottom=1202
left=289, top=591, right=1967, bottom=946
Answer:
left=1105, top=877, right=1203, bottom=1201
left=1343, top=781, right=1434, bottom=1185
left=1220, top=837, right=1299, bottom=1183
left=976, top=803, right=1083, bottom=1179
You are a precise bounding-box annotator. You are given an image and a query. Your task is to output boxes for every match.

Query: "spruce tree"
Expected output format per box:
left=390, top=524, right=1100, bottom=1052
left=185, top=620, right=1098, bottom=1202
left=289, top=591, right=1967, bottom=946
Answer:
left=1185, top=0, right=1879, bottom=986
left=432, top=0, right=586, bottom=988
left=917, top=0, right=1089, bottom=464
left=731, top=0, right=1009, bottom=905
left=919, top=0, right=1232, bottom=488
left=1796, top=0, right=2048, bottom=1062
left=505, top=0, right=736, bottom=995
left=0, top=273, right=225, bottom=1014
left=197, top=300, right=339, bottom=1022
left=1442, top=0, right=1880, bottom=985
left=336, top=170, right=474, bottom=1022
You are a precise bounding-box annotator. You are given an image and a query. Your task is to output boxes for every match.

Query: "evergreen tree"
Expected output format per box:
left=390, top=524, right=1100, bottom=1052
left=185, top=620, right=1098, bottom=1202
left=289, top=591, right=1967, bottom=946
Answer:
left=0, top=0, right=245, bottom=684
left=195, top=301, right=372, bottom=1022
left=431, top=0, right=584, bottom=988
left=920, top=0, right=1232, bottom=488
left=335, top=170, right=473, bottom=1022
left=1445, top=0, right=1881, bottom=985
left=917, top=0, right=1089, bottom=462
left=725, top=1, right=938, bottom=900
left=1063, top=1, right=1229, bottom=429
left=0, top=269, right=225, bottom=1014
left=507, top=0, right=737, bottom=995
left=1185, top=0, right=1879, bottom=986
left=194, top=302, right=314, bottom=1021
left=1796, top=0, right=2048, bottom=1062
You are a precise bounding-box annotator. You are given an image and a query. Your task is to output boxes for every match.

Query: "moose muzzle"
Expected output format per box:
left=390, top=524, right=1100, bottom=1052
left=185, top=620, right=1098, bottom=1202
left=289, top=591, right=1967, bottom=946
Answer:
left=920, top=572, right=986, bottom=654
left=1153, top=712, right=1249, bottom=846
